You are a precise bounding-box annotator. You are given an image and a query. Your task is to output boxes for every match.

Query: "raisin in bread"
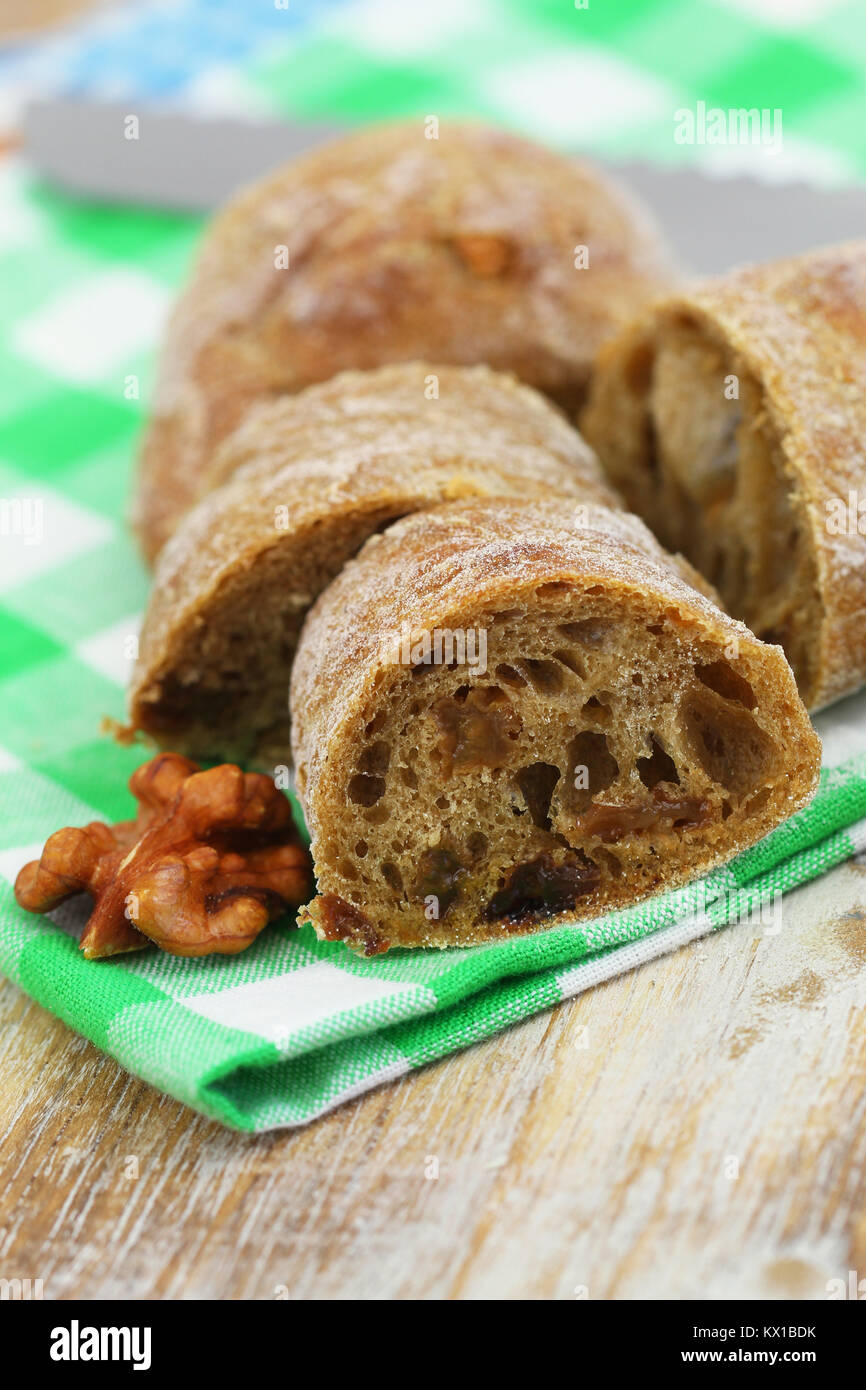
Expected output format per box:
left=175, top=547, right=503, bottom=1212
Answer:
left=290, top=498, right=821, bottom=954
left=129, top=363, right=620, bottom=765
left=132, top=119, right=677, bottom=561
left=581, top=240, right=866, bottom=710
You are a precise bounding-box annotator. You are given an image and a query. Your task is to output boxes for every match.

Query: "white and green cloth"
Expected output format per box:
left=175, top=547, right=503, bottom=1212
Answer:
left=2, top=0, right=866, bottom=1129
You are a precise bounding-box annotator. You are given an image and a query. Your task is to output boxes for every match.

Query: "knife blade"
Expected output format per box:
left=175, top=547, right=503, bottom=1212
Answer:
left=21, top=98, right=866, bottom=274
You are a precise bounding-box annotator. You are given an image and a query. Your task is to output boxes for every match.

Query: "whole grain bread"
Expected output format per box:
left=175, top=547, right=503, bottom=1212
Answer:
left=133, top=119, right=676, bottom=561
left=291, top=497, right=821, bottom=953
left=581, top=240, right=866, bottom=710
left=129, top=362, right=620, bottom=765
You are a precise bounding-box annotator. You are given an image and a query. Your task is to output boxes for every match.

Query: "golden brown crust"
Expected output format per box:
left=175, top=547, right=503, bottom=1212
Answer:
left=133, top=119, right=676, bottom=561
left=291, top=498, right=820, bottom=953
left=129, top=362, right=620, bottom=764
left=582, top=240, right=866, bottom=710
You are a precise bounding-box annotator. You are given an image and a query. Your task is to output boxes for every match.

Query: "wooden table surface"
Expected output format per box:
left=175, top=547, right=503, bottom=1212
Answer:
left=2, top=854, right=865, bottom=1301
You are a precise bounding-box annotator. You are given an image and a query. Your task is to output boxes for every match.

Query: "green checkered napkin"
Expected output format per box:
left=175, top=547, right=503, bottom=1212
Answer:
left=241, top=0, right=866, bottom=185
left=2, top=148, right=866, bottom=1129
left=2, top=731, right=866, bottom=1130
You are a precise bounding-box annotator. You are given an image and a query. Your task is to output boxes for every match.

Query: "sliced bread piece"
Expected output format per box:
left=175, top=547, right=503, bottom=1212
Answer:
left=581, top=240, right=866, bottom=710
left=291, top=498, right=821, bottom=953
left=130, top=363, right=619, bottom=765
left=133, top=119, right=676, bottom=561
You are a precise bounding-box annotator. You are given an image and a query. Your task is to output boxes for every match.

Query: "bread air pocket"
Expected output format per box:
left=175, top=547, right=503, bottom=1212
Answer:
left=290, top=498, right=820, bottom=955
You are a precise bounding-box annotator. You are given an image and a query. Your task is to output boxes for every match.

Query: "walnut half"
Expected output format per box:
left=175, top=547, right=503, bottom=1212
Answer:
left=14, top=753, right=312, bottom=958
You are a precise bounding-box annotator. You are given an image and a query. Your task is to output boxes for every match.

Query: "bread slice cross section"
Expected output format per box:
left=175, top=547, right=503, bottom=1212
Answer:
left=291, top=498, right=821, bottom=954
left=129, top=362, right=619, bottom=766
left=581, top=241, right=866, bottom=711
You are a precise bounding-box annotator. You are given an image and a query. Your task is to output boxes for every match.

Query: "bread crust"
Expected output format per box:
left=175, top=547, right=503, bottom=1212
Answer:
left=133, top=119, right=676, bottom=561
left=291, top=498, right=820, bottom=952
left=582, top=240, right=866, bottom=710
left=129, top=362, right=620, bottom=763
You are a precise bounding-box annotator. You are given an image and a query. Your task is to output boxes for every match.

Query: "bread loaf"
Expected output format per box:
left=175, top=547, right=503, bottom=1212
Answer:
left=581, top=240, right=866, bottom=710
left=290, top=498, right=821, bottom=954
left=133, top=119, right=676, bottom=561
left=129, top=363, right=620, bottom=764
